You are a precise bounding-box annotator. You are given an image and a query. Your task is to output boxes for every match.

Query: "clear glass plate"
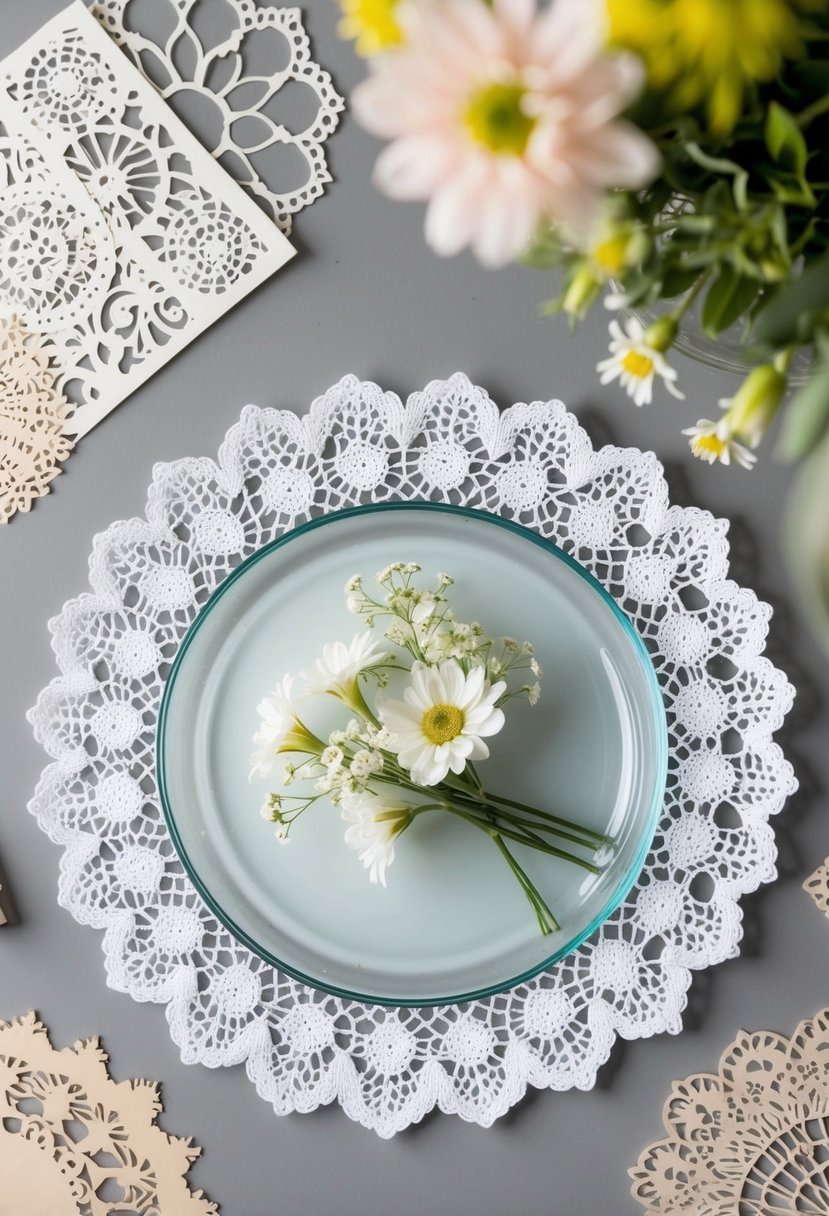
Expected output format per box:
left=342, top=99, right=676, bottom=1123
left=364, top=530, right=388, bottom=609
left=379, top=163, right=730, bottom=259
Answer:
left=158, top=503, right=667, bottom=1006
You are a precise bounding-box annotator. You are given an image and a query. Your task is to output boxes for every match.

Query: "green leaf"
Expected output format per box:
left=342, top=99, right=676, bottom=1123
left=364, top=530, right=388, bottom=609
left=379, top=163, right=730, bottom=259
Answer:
left=702, top=267, right=760, bottom=336
left=777, top=363, right=829, bottom=461
left=766, top=102, right=808, bottom=175
left=753, top=251, right=829, bottom=346
left=660, top=265, right=704, bottom=298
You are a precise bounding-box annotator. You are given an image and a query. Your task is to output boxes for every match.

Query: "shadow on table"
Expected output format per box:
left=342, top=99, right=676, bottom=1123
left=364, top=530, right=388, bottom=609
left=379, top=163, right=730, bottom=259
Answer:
left=0, top=853, right=20, bottom=928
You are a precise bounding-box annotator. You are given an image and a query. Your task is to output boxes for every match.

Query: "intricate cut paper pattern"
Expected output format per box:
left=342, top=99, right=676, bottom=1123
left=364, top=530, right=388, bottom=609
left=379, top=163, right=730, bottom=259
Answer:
left=0, top=1011, right=216, bottom=1215
left=805, top=857, right=829, bottom=918
left=631, top=1006, right=829, bottom=1214
left=28, top=375, right=797, bottom=1138
left=93, top=0, right=344, bottom=235
left=0, top=313, right=74, bottom=523
left=0, top=1, right=293, bottom=439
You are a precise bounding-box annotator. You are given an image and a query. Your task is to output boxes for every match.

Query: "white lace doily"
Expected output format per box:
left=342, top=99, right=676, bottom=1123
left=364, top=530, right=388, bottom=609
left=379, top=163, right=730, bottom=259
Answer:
left=28, top=374, right=797, bottom=1137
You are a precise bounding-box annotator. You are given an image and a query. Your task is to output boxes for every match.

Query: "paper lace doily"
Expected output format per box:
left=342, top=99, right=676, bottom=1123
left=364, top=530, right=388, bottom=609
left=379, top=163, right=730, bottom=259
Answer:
left=631, top=1005, right=829, bottom=1213
left=1, top=1, right=293, bottom=439
left=93, top=0, right=344, bottom=235
left=0, top=1011, right=215, bottom=1215
left=28, top=374, right=796, bottom=1137
left=0, top=313, right=73, bottom=523
left=805, top=857, right=829, bottom=918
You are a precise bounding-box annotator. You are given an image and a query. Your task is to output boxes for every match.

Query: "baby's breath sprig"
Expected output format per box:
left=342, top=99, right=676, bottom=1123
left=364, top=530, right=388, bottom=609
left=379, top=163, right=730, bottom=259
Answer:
left=345, top=565, right=542, bottom=705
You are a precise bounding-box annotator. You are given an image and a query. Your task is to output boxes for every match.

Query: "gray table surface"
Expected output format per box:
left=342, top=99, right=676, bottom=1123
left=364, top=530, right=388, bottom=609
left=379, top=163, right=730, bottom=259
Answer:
left=2, top=2, right=828, bottom=1212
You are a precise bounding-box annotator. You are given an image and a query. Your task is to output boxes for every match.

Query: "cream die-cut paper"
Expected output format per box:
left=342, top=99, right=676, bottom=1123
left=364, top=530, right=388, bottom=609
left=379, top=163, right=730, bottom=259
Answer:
left=0, top=1011, right=216, bottom=1214
left=0, top=1, right=294, bottom=439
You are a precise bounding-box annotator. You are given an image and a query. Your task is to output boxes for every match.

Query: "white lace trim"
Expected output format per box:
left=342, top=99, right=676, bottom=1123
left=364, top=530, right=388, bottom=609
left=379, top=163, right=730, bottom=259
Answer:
left=28, top=374, right=797, bottom=1137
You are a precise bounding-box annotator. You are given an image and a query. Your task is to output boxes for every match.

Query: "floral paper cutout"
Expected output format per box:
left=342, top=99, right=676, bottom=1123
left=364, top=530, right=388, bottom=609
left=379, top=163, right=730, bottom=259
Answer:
left=805, top=857, right=829, bottom=918
left=0, top=2, right=293, bottom=439
left=93, top=0, right=344, bottom=235
left=0, top=1011, right=217, bottom=1215
left=631, top=1005, right=829, bottom=1214
left=0, top=313, right=73, bottom=524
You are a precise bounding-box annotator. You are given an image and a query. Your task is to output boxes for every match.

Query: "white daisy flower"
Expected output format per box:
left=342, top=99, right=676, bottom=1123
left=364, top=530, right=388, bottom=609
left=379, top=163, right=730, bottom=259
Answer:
left=250, top=675, right=319, bottom=779
left=301, top=632, right=389, bottom=696
left=682, top=418, right=757, bottom=469
left=380, top=659, right=506, bottom=786
left=597, top=318, right=685, bottom=407
left=340, top=791, right=411, bottom=886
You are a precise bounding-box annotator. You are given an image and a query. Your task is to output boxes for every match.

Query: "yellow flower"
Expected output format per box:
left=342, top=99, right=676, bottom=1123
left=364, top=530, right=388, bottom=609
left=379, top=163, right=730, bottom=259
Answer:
left=338, top=0, right=403, bottom=56
left=607, top=0, right=820, bottom=132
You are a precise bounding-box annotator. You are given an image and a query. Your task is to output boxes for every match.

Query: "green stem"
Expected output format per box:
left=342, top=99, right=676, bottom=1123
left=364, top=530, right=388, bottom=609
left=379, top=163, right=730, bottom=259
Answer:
left=491, top=834, right=559, bottom=935
left=449, top=790, right=602, bottom=853
left=797, top=93, right=829, bottom=129
left=441, top=803, right=601, bottom=874
left=447, top=784, right=608, bottom=847
left=669, top=270, right=710, bottom=322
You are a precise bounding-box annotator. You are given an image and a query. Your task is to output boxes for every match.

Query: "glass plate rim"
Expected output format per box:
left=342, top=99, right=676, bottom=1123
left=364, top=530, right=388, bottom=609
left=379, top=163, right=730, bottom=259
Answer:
left=157, top=501, right=668, bottom=1007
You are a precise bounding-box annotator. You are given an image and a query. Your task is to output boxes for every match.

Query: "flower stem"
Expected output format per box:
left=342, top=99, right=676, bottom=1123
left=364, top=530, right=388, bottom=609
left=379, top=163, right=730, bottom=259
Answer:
left=444, top=782, right=608, bottom=847
left=491, top=834, right=559, bottom=935
left=441, top=802, right=601, bottom=874
left=797, top=93, right=829, bottom=128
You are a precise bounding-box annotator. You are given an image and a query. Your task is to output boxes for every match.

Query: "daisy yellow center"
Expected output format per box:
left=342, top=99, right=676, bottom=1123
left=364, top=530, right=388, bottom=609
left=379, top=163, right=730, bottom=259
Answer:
left=693, top=434, right=727, bottom=459
left=464, top=82, right=535, bottom=157
left=422, top=703, right=465, bottom=745
left=622, top=351, right=654, bottom=380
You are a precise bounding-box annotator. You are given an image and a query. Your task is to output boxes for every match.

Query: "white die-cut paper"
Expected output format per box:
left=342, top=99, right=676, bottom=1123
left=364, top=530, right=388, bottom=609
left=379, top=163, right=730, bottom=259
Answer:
left=0, top=2, right=294, bottom=439
left=93, top=0, right=345, bottom=235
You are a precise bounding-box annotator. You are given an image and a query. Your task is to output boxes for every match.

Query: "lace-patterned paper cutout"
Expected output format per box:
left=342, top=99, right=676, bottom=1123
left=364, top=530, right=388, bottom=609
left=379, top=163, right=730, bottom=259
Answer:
left=93, top=0, right=344, bottom=235
left=28, top=374, right=797, bottom=1137
left=805, top=857, right=829, bottom=918
left=0, top=313, right=74, bottom=523
left=0, top=2, right=293, bottom=440
left=631, top=1005, right=829, bottom=1214
left=0, top=1010, right=216, bottom=1214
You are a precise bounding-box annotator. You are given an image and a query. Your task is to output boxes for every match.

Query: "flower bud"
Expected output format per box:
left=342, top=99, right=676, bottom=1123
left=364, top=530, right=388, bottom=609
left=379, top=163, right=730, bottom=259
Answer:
left=562, top=263, right=601, bottom=319
left=723, top=362, right=787, bottom=448
left=644, top=315, right=679, bottom=353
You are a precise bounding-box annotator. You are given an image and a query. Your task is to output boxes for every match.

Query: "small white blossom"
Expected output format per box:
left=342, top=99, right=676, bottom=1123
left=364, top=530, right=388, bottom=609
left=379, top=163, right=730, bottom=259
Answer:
left=346, top=595, right=362, bottom=615
left=322, top=745, right=344, bottom=771
left=597, top=318, right=685, bottom=407
left=412, top=592, right=437, bottom=624
left=530, top=658, right=542, bottom=677
left=682, top=418, right=756, bottom=469
left=345, top=575, right=362, bottom=592
left=527, top=682, right=541, bottom=706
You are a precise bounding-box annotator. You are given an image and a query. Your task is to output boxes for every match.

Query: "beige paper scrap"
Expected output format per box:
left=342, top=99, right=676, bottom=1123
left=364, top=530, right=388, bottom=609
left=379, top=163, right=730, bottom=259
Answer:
left=0, top=1011, right=217, bottom=1214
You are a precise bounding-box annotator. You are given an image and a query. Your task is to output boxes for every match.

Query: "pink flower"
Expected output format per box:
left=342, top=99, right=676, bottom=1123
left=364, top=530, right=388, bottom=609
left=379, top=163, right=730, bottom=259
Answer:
left=352, top=0, right=659, bottom=267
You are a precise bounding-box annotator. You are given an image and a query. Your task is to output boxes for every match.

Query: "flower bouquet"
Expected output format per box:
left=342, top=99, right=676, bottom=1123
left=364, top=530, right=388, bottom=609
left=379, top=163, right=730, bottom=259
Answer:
left=250, top=563, right=609, bottom=935
left=339, top=0, right=829, bottom=649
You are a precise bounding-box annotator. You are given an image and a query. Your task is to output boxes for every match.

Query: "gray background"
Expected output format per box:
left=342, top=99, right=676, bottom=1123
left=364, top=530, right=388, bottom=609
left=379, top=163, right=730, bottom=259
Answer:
left=2, top=1, right=827, bottom=1211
